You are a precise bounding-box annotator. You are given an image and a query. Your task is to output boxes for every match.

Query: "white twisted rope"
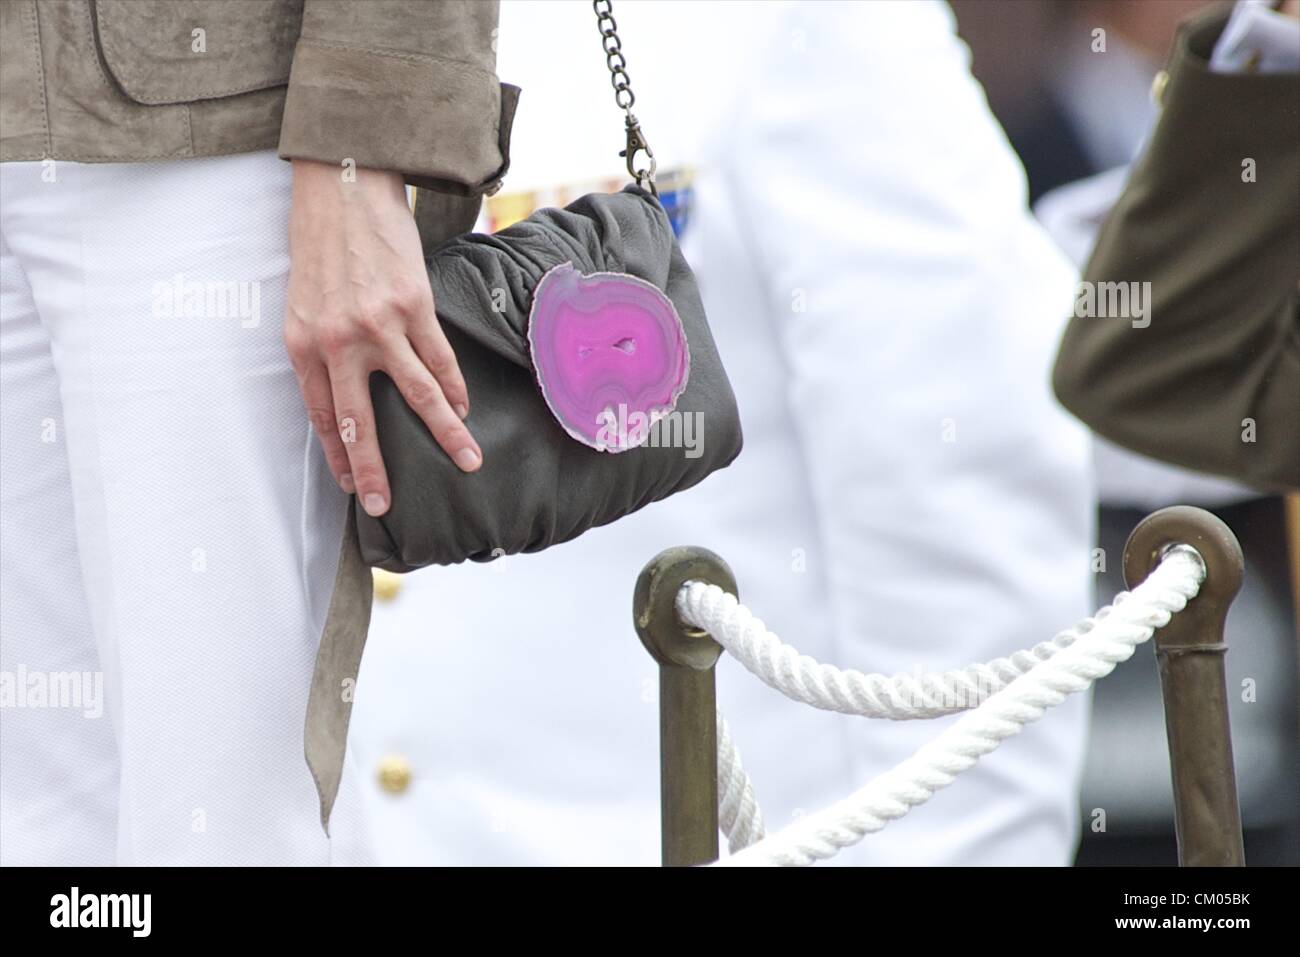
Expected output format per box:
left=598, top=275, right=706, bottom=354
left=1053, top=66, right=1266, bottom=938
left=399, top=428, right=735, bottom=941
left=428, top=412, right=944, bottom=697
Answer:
left=681, top=584, right=1080, bottom=720
left=695, top=545, right=1205, bottom=866
left=716, top=711, right=765, bottom=852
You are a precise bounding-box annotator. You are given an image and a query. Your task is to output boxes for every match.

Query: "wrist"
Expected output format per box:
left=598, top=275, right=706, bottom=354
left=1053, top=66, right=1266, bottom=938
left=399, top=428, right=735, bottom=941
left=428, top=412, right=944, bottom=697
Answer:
left=290, top=158, right=407, bottom=201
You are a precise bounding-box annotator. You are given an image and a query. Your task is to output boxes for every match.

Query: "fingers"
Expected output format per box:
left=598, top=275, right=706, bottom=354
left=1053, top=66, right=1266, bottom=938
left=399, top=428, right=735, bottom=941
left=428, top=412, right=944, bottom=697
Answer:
left=329, top=364, right=391, bottom=517
left=286, top=330, right=355, bottom=494
left=387, top=343, right=482, bottom=474
left=408, top=315, right=470, bottom=421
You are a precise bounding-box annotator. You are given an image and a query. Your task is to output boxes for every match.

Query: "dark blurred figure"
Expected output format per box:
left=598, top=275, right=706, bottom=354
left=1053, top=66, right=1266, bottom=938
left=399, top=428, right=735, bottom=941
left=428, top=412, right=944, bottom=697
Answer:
left=953, top=0, right=1208, bottom=202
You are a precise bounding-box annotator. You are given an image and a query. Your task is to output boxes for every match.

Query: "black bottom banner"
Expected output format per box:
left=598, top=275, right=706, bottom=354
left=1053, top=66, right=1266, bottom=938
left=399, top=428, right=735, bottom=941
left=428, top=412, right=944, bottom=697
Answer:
left=1, top=864, right=1287, bottom=943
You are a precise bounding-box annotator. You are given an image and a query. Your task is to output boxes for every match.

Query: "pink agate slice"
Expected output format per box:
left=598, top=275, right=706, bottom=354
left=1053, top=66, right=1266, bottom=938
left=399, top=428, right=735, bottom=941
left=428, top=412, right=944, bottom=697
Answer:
left=527, top=263, right=690, bottom=452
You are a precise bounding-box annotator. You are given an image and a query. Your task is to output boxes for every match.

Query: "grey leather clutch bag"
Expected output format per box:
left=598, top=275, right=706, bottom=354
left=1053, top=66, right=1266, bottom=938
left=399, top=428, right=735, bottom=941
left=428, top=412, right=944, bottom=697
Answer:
left=356, top=185, right=743, bottom=570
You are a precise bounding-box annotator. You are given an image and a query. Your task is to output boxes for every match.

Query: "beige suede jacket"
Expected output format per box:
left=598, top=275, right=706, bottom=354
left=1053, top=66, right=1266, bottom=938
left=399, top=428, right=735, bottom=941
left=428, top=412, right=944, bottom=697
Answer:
left=0, top=0, right=518, bottom=194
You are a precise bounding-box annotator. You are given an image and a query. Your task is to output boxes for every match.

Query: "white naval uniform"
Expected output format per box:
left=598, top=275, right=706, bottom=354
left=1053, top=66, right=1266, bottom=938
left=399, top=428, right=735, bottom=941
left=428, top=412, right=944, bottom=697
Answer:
left=351, top=0, right=1094, bottom=865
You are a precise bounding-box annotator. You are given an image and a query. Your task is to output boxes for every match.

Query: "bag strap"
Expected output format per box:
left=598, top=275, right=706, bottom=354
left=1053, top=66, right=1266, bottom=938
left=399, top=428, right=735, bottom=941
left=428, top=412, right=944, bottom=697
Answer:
left=592, top=0, right=658, bottom=195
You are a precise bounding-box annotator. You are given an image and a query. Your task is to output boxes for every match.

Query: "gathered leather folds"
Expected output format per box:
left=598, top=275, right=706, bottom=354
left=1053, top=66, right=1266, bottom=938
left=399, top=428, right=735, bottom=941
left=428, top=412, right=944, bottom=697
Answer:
left=359, top=186, right=743, bottom=570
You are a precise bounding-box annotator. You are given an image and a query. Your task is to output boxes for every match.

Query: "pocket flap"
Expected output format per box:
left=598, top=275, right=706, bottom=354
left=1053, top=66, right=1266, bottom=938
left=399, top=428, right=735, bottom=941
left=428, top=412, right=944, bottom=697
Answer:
left=95, top=0, right=301, bottom=105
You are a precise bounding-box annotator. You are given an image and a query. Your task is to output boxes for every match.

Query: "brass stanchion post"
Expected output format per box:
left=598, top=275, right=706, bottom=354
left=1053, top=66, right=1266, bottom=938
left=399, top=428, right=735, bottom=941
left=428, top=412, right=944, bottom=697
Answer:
left=1123, top=505, right=1246, bottom=866
left=633, top=546, right=736, bottom=866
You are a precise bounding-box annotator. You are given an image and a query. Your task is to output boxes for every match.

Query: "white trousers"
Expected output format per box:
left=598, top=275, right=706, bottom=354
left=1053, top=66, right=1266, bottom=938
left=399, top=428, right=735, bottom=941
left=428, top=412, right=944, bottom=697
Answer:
left=0, top=152, right=371, bottom=865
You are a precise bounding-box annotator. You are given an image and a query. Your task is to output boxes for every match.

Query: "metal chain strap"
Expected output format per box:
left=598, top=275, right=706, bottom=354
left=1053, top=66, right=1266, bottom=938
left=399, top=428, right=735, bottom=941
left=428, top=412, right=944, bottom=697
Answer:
left=592, top=0, right=658, bottom=195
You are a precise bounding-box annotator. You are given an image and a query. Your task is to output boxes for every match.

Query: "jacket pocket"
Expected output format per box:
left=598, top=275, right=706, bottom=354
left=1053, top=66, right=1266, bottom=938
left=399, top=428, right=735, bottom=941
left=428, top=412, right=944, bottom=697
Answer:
left=94, top=0, right=302, bottom=105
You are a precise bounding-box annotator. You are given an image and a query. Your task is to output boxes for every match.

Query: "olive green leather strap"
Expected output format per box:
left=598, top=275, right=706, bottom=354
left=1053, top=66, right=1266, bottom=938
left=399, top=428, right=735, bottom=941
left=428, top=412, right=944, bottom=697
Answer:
left=304, top=505, right=374, bottom=832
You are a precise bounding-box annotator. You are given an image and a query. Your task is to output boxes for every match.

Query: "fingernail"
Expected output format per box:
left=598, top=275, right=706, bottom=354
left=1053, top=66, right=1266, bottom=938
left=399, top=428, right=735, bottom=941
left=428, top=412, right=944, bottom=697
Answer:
left=362, top=493, right=387, bottom=516
left=455, top=447, right=481, bottom=471
left=340, top=473, right=355, bottom=493
left=454, top=403, right=469, bottom=420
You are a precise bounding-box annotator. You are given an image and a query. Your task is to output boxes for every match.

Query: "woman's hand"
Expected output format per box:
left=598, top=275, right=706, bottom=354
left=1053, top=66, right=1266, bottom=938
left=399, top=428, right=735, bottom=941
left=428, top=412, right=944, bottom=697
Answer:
left=284, top=159, right=482, bottom=517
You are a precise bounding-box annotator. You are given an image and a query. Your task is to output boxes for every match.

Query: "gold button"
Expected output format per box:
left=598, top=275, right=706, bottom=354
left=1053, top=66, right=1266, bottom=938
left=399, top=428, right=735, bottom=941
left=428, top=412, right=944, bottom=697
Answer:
left=1150, top=69, right=1169, bottom=107
left=377, top=754, right=412, bottom=794
left=372, top=568, right=402, bottom=602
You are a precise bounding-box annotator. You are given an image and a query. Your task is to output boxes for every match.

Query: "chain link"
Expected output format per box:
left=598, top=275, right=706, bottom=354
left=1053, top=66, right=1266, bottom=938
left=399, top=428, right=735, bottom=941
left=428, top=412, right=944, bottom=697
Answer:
left=592, top=0, right=657, bottom=194
left=593, top=0, right=634, bottom=109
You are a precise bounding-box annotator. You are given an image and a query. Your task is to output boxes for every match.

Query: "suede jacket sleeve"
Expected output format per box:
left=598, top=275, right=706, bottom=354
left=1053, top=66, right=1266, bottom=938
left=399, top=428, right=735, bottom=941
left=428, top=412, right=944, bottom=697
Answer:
left=277, top=0, right=517, bottom=194
left=1052, top=6, right=1300, bottom=491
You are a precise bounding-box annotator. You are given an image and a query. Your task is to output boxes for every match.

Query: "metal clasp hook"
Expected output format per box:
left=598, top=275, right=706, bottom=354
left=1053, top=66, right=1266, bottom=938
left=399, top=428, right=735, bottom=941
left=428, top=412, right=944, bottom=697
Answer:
left=621, top=113, right=658, bottom=196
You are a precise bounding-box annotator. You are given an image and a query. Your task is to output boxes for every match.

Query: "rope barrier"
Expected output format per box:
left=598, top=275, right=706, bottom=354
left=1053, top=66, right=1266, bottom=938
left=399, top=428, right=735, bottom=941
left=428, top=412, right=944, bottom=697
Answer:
left=684, top=545, right=1206, bottom=865
left=679, top=584, right=1081, bottom=719
left=716, top=710, right=765, bottom=853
